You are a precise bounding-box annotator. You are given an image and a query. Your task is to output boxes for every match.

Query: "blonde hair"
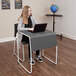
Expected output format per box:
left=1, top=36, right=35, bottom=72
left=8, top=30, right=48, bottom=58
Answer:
left=18, top=6, right=32, bottom=24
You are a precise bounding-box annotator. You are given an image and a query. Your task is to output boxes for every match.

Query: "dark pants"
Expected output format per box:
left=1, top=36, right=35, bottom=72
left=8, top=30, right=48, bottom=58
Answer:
left=28, top=44, right=39, bottom=59
left=22, top=35, right=40, bottom=59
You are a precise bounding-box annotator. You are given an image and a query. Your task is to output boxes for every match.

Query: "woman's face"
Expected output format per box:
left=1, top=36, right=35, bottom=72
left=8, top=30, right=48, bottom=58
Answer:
left=28, top=8, right=32, bottom=16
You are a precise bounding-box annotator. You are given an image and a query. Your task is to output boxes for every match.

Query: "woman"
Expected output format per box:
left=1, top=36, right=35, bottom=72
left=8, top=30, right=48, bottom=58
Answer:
left=17, top=6, right=42, bottom=65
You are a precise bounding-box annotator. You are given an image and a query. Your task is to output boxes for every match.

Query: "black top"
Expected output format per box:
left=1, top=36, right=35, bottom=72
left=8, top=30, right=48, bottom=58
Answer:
left=22, top=16, right=32, bottom=43
left=24, top=16, right=32, bottom=28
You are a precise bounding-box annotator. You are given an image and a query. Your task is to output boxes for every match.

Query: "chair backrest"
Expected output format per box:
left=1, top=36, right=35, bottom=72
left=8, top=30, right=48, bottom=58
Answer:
left=14, top=23, right=18, bottom=37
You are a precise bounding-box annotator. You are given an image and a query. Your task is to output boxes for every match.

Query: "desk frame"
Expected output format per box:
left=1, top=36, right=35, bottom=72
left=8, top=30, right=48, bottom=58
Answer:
left=13, top=37, right=25, bottom=62
left=17, top=31, right=58, bottom=73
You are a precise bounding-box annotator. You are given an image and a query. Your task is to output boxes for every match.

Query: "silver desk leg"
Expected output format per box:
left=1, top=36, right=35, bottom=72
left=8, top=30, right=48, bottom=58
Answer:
left=17, top=37, right=32, bottom=74
left=42, top=46, right=58, bottom=65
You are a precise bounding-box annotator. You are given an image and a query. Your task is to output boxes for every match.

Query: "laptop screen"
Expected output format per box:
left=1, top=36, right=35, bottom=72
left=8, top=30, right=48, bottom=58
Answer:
left=33, top=23, right=47, bottom=33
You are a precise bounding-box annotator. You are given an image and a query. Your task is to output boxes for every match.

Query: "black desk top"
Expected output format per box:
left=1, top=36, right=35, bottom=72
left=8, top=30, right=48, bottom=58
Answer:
left=18, top=30, right=57, bottom=51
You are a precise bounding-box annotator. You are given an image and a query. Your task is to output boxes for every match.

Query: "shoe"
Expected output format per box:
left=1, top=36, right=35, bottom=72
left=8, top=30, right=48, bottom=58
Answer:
left=30, top=58, right=35, bottom=65
left=35, top=55, right=43, bottom=62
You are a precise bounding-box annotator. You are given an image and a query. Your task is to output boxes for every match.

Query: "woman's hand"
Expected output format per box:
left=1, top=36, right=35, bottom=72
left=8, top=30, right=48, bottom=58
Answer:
left=28, top=28, right=34, bottom=31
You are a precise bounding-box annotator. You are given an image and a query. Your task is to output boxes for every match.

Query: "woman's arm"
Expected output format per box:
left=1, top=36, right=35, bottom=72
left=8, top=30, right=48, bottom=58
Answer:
left=30, top=16, right=38, bottom=28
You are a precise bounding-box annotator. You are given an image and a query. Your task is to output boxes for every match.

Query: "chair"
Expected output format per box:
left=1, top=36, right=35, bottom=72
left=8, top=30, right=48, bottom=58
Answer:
left=14, top=23, right=35, bottom=73
left=13, top=23, right=28, bottom=62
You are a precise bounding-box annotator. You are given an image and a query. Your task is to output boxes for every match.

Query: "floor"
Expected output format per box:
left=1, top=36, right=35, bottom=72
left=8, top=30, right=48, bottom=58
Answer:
left=0, top=36, right=76, bottom=76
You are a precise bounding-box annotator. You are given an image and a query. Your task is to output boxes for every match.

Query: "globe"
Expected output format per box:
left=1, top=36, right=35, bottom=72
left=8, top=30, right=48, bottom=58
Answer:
left=50, top=4, right=58, bottom=13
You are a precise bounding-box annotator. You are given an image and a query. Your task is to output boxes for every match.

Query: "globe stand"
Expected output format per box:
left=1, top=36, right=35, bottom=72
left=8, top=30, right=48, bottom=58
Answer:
left=46, top=13, right=63, bottom=39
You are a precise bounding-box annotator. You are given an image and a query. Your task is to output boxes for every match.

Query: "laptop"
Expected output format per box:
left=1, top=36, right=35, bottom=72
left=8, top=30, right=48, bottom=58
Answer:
left=28, top=23, right=47, bottom=33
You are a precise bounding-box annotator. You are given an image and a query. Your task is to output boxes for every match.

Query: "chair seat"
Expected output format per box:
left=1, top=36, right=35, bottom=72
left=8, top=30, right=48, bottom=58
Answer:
left=21, top=41, right=29, bottom=44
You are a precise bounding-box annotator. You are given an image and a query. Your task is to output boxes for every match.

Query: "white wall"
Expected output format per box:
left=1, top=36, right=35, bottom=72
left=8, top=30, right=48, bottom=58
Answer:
left=0, top=0, right=76, bottom=40
left=0, top=0, right=22, bottom=38
left=0, top=0, right=53, bottom=39
left=52, top=0, right=76, bottom=40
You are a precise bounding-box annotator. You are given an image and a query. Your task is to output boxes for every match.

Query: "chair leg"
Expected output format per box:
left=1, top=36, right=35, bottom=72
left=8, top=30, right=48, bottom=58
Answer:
left=42, top=46, right=58, bottom=64
left=13, top=38, right=18, bottom=57
left=13, top=39, right=16, bottom=55
left=22, top=45, right=25, bottom=61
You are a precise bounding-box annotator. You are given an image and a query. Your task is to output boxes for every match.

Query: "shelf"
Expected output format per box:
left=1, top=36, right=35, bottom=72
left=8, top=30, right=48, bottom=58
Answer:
left=45, top=14, right=63, bottom=17
left=45, top=13, right=63, bottom=39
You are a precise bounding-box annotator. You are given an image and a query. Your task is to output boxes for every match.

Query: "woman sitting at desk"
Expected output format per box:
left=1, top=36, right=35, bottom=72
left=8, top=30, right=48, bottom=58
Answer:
left=17, top=6, right=42, bottom=65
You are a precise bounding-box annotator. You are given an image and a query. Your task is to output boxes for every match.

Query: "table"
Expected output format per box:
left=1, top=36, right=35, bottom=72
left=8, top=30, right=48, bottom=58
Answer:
left=46, top=13, right=63, bottom=39
left=17, top=30, right=58, bottom=73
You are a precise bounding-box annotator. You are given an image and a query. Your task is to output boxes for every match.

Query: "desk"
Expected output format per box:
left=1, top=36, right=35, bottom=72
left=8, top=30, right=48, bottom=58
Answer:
left=17, top=30, right=58, bottom=73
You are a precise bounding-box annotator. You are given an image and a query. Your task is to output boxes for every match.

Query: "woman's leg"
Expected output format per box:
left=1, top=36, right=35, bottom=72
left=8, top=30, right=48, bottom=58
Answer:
left=36, top=50, right=39, bottom=56
left=28, top=44, right=35, bottom=65
left=22, top=35, right=31, bottom=60
left=35, top=50, right=43, bottom=62
left=28, top=46, right=40, bottom=59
